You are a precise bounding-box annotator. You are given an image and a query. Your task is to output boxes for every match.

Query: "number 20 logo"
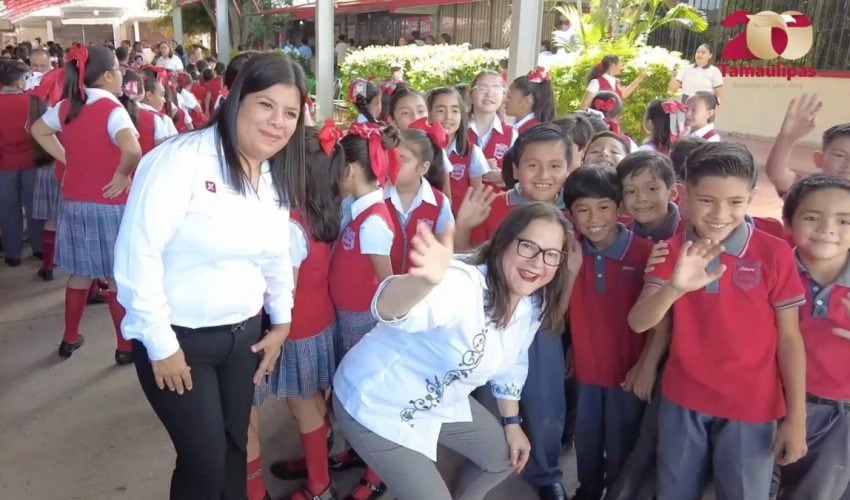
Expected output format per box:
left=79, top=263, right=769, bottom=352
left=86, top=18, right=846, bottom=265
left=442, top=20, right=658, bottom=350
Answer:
left=721, top=10, right=813, bottom=61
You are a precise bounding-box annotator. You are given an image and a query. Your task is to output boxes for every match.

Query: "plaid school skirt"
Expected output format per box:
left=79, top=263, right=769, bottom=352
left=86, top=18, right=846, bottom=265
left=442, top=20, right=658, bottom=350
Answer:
left=334, top=308, right=378, bottom=363
left=55, top=200, right=124, bottom=278
left=32, top=165, right=61, bottom=221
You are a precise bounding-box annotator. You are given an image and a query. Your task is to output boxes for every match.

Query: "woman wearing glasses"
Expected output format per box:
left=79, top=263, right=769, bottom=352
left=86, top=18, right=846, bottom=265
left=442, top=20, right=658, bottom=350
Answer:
left=467, top=70, right=518, bottom=191
left=333, top=202, right=579, bottom=500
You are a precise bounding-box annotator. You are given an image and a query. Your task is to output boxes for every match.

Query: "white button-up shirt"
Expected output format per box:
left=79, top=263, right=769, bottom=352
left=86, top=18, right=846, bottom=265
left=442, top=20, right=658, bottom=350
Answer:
left=114, top=125, right=294, bottom=360
left=334, top=261, right=541, bottom=461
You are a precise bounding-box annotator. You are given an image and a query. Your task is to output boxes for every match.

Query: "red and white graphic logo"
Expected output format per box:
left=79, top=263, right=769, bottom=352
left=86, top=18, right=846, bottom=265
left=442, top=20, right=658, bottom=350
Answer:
left=733, top=260, right=762, bottom=291
left=419, top=219, right=435, bottom=232
left=341, top=227, right=356, bottom=251
left=494, top=143, right=509, bottom=160
left=451, top=163, right=466, bottom=181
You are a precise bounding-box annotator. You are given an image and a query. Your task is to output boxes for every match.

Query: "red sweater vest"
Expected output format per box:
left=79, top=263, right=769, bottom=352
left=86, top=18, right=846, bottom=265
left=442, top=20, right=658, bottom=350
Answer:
left=387, top=185, right=445, bottom=274
left=517, top=116, right=539, bottom=135
left=189, top=84, right=208, bottom=110
left=290, top=212, right=336, bottom=340
left=467, top=122, right=514, bottom=169
left=173, top=108, right=189, bottom=134
left=596, top=76, right=624, bottom=99
left=448, top=147, right=474, bottom=216
left=0, top=93, right=35, bottom=171
left=329, top=201, right=394, bottom=312
left=58, top=99, right=125, bottom=204
left=136, top=108, right=158, bottom=155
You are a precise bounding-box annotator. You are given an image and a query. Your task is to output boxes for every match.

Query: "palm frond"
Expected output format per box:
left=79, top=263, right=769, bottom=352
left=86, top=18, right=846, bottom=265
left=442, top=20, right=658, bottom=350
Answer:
left=654, top=4, right=709, bottom=32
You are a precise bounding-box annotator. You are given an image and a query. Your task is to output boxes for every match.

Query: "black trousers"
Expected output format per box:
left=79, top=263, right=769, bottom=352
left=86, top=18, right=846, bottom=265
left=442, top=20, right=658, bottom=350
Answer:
left=133, top=315, right=262, bottom=500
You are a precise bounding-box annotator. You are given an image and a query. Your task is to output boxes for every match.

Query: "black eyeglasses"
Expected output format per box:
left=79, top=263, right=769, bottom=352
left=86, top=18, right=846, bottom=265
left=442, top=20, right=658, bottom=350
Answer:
left=515, top=238, right=566, bottom=267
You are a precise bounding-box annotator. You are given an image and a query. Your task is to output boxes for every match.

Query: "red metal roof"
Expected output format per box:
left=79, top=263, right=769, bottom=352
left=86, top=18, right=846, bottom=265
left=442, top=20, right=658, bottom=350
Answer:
left=249, top=0, right=479, bottom=20
left=0, top=0, right=71, bottom=21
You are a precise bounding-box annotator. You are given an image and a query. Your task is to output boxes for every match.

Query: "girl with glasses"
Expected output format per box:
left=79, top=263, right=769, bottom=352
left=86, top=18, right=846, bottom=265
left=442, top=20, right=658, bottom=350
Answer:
left=468, top=70, right=518, bottom=192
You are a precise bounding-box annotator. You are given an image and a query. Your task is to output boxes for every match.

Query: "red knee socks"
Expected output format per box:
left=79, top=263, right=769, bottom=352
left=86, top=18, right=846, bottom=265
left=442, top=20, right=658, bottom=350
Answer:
left=62, top=287, right=88, bottom=343
left=301, top=422, right=331, bottom=494
left=41, top=230, right=55, bottom=271
left=245, top=457, right=266, bottom=500
left=103, top=291, right=131, bottom=352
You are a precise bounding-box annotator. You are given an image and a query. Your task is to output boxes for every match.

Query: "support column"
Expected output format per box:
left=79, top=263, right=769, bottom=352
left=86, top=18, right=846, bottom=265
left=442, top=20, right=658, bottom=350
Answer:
left=507, top=0, right=543, bottom=81
left=112, top=22, right=121, bottom=45
left=216, top=0, right=230, bottom=63
left=46, top=19, right=54, bottom=41
left=172, top=0, right=184, bottom=46
left=315, top=0, right=334, bottom=121
left=133, top=20, right=140, bottom=42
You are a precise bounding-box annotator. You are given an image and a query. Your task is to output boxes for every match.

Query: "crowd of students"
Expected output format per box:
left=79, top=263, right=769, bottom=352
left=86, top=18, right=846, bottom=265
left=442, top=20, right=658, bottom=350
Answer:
left=0, top=39, right=849, bottom=500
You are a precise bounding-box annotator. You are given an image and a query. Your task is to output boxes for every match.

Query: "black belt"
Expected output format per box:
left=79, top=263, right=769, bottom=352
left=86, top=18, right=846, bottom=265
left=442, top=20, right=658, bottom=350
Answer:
left=806, top=393, right=850, bottom=410
left=176, top=316, right=257, bottom=334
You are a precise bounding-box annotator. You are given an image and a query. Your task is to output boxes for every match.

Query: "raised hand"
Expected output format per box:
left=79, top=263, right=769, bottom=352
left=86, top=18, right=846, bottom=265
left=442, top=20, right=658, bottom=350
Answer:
left=644, top=240, right=670, bottom=273
left=779, top=93, right=822, bottom=141
left=408, top=223, right=455, bottom=285
left=566, top=229, right=583, bottom=276
left=669, top=239, right=727, bottom=293
left=456, top=184, right=497, bottom=230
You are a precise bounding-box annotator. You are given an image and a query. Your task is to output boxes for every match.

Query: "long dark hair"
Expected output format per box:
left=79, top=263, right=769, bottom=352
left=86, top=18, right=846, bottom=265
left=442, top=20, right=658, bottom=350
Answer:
left=427, top=86, right=469, bottom=156
left=63, top=45, right=116, bottom=124
left=587, top=54, right=619, bottom=83
left=509, top=75, right=555, bottom=123
left=340, top=125, right=401, bottom=184
left=644, top=99, right=673, bottom=154
left=119, top=69, right=142, bottom=126
left=400, top=128, right=446, bottom=190
left=28, top=95, right=54, bottom=167
left=388, top=86, right=425, bottom=124
left=466, top=202, right=571, bottom=332
left=351, top=78, right=380, bottom=123
left=196, top=52, right=308, bottom=209
left=302, top=127, right=345, bottom=242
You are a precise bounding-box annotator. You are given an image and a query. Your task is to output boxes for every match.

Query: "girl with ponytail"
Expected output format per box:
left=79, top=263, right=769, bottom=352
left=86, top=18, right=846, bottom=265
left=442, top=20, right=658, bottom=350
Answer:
left=580, top=54, right=646, bottom=109
left=348, top=77, right=382, bottom=124
left=505, top=66, right=556, bottom=134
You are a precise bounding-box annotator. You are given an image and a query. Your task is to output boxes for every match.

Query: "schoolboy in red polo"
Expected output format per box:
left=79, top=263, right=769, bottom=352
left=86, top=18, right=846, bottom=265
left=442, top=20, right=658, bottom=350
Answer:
left=628, top=142, right=808, bottom=500
left=776, top=174, right=850, bottom=500
left=617, top=151, right=683, bottom=242
left=563, top=166, right=655, bottom=500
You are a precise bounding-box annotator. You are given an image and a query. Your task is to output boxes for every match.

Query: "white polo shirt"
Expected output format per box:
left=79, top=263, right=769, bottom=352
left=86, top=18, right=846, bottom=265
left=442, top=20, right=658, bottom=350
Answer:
left=334, top=261, right=541, bottom=461
left=676, top=64, right=723, bottom=97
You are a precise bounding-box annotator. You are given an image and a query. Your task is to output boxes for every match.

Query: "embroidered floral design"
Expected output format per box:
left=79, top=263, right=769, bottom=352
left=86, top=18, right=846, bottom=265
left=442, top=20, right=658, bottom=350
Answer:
left=400, top=329, right=487, bottom=426
left=490, top=382, right=521, bottom=398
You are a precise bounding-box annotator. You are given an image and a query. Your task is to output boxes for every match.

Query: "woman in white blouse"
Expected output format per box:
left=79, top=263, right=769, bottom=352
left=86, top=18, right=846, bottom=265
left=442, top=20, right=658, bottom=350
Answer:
left=114, top=52, right=307, bottom=499
left=668, top=43, right=724, bottom=104
left=154, top=41, right=184, bottom=72
left=333, top=202, right=579, bottom=500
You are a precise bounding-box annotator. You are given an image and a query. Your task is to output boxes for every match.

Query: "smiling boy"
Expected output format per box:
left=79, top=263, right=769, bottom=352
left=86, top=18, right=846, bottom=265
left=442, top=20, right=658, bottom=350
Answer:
left=617, top=151, right=682, bottom=242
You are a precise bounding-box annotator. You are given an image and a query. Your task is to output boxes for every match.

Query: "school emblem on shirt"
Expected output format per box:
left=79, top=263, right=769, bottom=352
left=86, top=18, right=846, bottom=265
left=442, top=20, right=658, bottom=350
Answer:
left=493, top=143, right=509, bottom=160
left=451, top=163, right=466, bottom=181
left=733, top=260, right=761, bottom=291
left=341, top=227, right=356, bottom=251
left=419, top=219, right=434, bottom=231
left=205, top=181, right=217, bottom=193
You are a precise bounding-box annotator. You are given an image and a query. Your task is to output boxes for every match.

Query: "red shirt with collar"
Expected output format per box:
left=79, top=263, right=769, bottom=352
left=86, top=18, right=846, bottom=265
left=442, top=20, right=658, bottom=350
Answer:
left=645, top=223, right=806, bottom=422
left=626, top=203, right=684, bottom=243
left=57, top=99, right=125, bottom=204
left=469, top=189, right=522, bottom=246
left=290, top=211, right=335, bottom=340
left=570, top=226, right=652, bottom=387
left=0, top=92, right=35, bottom=171
left=204, top=77, right=223, bottom=113
left=387, top=185, right=445, bottom=274
left=329, top=201, right=394, bottom=312
left=797, top=256, right=850, bottom=400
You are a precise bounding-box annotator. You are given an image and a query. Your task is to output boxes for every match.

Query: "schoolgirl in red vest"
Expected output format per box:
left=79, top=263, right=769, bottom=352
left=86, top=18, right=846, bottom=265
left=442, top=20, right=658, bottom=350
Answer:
left=580, top=55, right=647, bottom=110
left=428, top=86, right=489, bottom=216
left=176, top=71, right=207, bottom=127
left=328, top=122, right=400, bottom=500
left=142, top=66, right=192, bottom=133
left=468, top=70, right=518, bottom=192
left=386, top=118, right=454, bottom=274
left=204, top=61, right=226, bottom=114
left=120, top=69, right=176, bottom=155
left=589, top=90, right=625, bottom=135
left=640, top=99, right=686, bottom=156
left=685, top=91, right=721, bottom=142
left=505, top=66, right=555, bottom=135
left=30, top=45, right=143, bottom=365
left=0, top=60, right=43, bottom=267
left=138, top=74, right=180, bottom=142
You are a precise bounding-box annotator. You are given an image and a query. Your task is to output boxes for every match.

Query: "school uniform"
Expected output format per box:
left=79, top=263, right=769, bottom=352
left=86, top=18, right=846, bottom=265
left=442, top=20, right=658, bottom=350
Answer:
left=32, top=162, right=61, bottom=222
left=333, top=261, right=539, bottom=497
left=645, top=222, right=806, bottom=500
left=266, top=212, right=337, bottom=400
left=114, top=125, right=294, bottom=499
left=587, top=74, right=624, bottom=100
left=628, top=203, right=683, bottom=242
left=329, top=189, right=395, bottom=360
left=469, top=186, right=567, bottom=247
left=513, top=113, right=539, bottom=135
left=0, top=88, right=43, bottom=260
left=776, top=253, right=850, bottom=500
left=570, top=225, right=651, bottom=498
left=189, top=83, right=208, bottom=114
left=467, top=116, right=517, bottom=170
left=746, top=214, right=786, bottom=240
left=205, top=77, right=224, bottom=113
left=446, top=138, right=489, bottom=216
left=40, top=88, right=138, bottom=278
left=172, top=105, right=192, bottom=133
left=384, top=180, right=453, bottom=274
left=178, top=88, right=206, bottom=127
left=688, top=123, right=721, bottom=142
left=136, top=103, right=178, bottom=154
left=675, top=65, right=723, bottom=102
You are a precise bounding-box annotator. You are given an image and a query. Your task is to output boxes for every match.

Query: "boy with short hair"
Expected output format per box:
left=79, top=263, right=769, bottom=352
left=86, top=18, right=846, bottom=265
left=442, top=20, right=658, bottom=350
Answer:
left=584, top=132, right=630, bottom=169
left=563, top=166, right=661, bottom=500
left=776, top=173, right=850, bottom=499
left=766, top=93, right=850, bottom=197
left=628, top=142, right=808, bottom=499
left=617, top=151, right=682, bottom=242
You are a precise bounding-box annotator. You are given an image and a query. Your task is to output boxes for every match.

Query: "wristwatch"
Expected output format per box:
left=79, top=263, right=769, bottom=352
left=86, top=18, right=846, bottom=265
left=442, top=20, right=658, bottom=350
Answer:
left=500, top=415, right=523, bottom=427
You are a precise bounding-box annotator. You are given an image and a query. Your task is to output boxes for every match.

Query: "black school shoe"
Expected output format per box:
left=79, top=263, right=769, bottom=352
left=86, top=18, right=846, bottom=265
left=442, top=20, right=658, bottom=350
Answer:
left=58, top=336, right=85, bottom=358
left=539, top=482, right=569, bottom=500
left=4, top=257, right=21, bottom=267
left=114, top=350, right=133, bottom=366
left=38, top=268, right=54, bottom=281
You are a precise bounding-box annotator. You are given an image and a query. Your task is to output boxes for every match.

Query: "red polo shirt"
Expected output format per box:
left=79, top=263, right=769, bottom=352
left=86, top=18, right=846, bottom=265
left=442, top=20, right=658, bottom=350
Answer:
left=796, top=254, right=850, bottom=401
left=570, top=225, right=652, bottom=387
left=469, top=188, right=568, bottom=246
left=645, top=222, right=806, bottom=422
left=0, top=91, right=35, bottom=171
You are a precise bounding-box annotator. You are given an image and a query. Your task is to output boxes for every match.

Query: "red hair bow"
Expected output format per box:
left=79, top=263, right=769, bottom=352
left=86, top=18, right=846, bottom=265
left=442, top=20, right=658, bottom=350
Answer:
left=526, top=66, right=550, bottom=83
left=595, top=62, right=605, bottom=70
left=318, top=119, right=342, bottom=156
left=408, top=117, right=449, bottom=149
left=593, top=98, right=615, bottom=112
left=348, top=78, right=368, bottom=103
left=379, top=78, right=398, bottom=96
left=176, top=72, right=192, bottom=88
left=661, top=100, right=687, bottom=142
left=123, top=80, right=140, bottom=100
left=28, top=68, right=65, bottom=106
left=65, top=45, right=89, bottom=96
left=347, top=122, right=399, bottom=187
